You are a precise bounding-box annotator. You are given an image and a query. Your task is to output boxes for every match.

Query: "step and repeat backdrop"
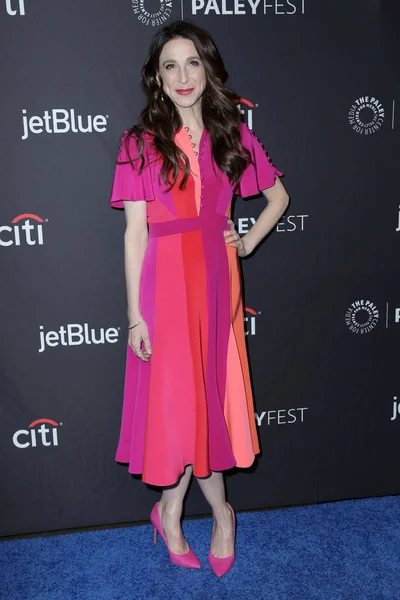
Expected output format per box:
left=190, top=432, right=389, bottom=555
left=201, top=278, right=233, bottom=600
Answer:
left=1, top=0, right=399, bottom=537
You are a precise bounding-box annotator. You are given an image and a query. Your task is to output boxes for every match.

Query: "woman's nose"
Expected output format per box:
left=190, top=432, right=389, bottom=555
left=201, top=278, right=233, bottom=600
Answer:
left=178, top=67, right=188, bottom=84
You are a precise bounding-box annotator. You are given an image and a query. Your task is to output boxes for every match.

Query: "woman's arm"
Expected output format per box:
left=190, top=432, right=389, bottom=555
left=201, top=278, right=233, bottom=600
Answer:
left=241, top=177, right=289, bottom=256
left=123, top=200, right=152, bottom=361
left=123, top=200, right=148, bottom=324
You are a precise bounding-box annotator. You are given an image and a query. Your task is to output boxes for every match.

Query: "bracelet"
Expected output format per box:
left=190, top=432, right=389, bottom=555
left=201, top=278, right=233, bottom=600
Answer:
left=128, top=316, right=144, bottom=330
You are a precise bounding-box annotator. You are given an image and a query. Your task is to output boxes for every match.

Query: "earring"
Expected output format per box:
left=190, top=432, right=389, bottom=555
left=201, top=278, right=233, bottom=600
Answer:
left=156, top=77, right=164, bottom=101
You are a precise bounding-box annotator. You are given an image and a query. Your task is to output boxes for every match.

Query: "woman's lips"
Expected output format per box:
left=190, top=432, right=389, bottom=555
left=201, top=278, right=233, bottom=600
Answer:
left=176, top=88, right=194, bottom=95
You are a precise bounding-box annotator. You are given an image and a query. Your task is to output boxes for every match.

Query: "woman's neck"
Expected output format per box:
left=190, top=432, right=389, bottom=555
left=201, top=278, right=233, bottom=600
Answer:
left=177, top=106, right=204, bottom=132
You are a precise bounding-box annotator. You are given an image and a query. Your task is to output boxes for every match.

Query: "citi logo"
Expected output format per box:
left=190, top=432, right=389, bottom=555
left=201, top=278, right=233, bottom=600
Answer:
left=39, top=323, right=120, bottom=353
left=13, top=418, right=61, bottom=449
left=5, top=0, right=25, bottom=15
left=22, top=108, right=109, bottom=140
left=244, top=307, right=260, bottom=336
left=235, top=97, right=256, bottom=130
left=0, top=213, right=45, bottom=247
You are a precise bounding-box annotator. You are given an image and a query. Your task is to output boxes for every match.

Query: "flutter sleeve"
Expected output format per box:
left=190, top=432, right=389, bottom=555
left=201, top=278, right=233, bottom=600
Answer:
left=109, top=131, right=155, bottom=208
left=238, top=122, right=284, bottom=198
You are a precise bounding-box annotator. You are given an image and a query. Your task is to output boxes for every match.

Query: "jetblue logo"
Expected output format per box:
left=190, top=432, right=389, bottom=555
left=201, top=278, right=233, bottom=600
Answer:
left=22, top=109, right=109, bottom=140
left=39, top=323, right=120, bottom=353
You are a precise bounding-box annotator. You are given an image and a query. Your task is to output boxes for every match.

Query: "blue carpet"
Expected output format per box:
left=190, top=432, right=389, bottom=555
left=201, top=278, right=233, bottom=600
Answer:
left=1, top=496, right=400, bottom=600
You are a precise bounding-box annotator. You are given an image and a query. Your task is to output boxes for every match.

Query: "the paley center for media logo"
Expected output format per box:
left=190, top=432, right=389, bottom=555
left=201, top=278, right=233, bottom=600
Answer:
left=238, top=214, right=308, bottom=234
left=13, top=418, right=61, bottom=449
left=132, top=0, right=172, bottom=26
left=348, top=96, right=385, bottom=135
left=21, top=109, right=109, bottom=140
left=255, top=407, right=308, bottom=426
left=191, top=0, right=306, bottom=16
left=345, top=300, right=379, bottom=334
left=0, top=213, right=46, bottom=247
left=345, top=300, right=400, bottom=333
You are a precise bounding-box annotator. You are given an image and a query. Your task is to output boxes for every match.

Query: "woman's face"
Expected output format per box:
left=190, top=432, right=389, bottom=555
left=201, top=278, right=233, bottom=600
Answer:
left=158, top=37, right=206, bottom=111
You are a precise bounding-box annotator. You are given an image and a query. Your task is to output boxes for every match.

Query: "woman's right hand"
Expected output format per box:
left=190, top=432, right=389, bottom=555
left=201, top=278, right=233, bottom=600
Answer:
left=128, top=319, right=152, bottom=362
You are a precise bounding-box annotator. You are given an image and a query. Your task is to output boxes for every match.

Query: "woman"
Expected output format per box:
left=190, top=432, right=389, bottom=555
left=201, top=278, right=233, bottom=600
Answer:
left=109, top=20, right=289, bottom=576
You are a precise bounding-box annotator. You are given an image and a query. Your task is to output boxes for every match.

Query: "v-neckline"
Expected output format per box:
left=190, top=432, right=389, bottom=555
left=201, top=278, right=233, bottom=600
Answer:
left=179, top=126, right=206, bottom=161
left=175, top=127, right=205, bottom=216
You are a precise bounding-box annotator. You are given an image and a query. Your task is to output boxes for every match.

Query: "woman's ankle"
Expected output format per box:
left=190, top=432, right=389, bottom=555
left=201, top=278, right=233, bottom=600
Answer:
left=159, top=498, right=183, bottom=518
left=211, top=501, right=231, bottom=521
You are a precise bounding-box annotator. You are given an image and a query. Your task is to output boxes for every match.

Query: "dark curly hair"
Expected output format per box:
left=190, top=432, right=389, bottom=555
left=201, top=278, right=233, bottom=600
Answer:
left=120, top=19, right=252, bottom=192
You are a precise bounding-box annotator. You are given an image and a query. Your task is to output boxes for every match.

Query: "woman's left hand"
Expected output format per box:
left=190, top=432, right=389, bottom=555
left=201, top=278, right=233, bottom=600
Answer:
left=224, top=219, right=248, bottom=257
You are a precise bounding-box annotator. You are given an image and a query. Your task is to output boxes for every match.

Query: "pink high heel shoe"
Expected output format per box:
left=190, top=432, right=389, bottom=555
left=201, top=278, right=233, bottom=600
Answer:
left=208, top=502, right=236, bottom=577
left=150, top=502, right=201, bottom=569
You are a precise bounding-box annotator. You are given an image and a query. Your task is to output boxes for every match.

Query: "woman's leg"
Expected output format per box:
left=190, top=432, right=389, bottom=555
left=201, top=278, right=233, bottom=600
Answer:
left=196, top=471, right=235, bottom=558
left=158, top=464, right=193, bottom=554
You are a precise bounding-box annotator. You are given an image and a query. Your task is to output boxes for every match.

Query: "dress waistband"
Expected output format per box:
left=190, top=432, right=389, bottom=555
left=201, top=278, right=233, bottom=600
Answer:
left=148, top=214, right=230, bottom=238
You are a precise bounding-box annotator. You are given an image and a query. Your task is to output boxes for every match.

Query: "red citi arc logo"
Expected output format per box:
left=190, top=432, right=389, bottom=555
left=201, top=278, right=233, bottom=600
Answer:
left=234, top=97, right=256, bottom=130
left=13, top=418, right=61, bottom=449
left=244, top=307, right=260, bottom=336
left=0, top=213, right=46, bottom=247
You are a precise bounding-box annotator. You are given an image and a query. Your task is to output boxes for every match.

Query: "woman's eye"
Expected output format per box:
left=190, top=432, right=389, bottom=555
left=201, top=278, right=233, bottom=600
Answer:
left=164, top=61, right=200, bottom=70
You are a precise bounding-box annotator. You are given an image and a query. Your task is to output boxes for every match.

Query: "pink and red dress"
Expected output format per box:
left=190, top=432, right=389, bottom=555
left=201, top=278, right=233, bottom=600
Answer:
left=109, top=122, right=283, bottom=487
